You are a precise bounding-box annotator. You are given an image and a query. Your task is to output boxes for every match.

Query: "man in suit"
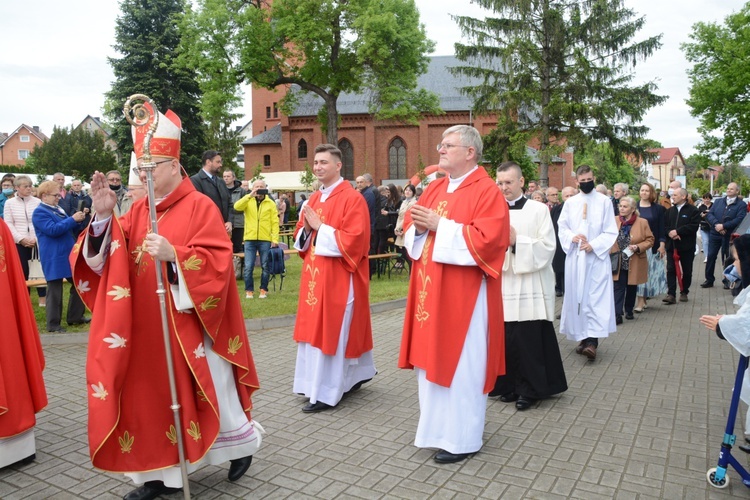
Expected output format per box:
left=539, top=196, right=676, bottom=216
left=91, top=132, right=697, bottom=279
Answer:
left=702, top=182, right=747, bottom=289
left=190, top=150, right=232, bottom=233
left=550, top=186, right=576, bottom=296
left=664, top=188, right=701, bottom=304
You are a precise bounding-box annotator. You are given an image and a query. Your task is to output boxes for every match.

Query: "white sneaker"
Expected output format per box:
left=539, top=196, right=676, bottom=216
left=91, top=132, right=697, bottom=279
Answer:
left=259, top=290, right=268, bottom=299
left=246, top=291, right=254, bottom=299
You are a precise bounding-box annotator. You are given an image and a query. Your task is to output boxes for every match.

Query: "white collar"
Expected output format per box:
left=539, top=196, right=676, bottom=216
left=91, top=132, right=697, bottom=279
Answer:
left=507, top=194, right=524, bottom=206
left=447, top=166, right=478, bottom=193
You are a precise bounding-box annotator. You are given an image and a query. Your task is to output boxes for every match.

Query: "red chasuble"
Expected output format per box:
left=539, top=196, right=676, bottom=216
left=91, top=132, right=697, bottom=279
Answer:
left=0, top=218, right=47, bottom=438
left=70, top=177, right=259, bottom=473
left=293, top=181, right=373, bottom=357
left=398, top=168, right=509, bottom=393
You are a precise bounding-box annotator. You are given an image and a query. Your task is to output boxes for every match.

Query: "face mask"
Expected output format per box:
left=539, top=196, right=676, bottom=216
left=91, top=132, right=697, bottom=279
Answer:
left=109, top=184, right=120, bottom=191
left=667, top=188, right=675, bottom=196
left=579, top=180, right=595, bottom=194
left=2, top=188, right=13, bottom=196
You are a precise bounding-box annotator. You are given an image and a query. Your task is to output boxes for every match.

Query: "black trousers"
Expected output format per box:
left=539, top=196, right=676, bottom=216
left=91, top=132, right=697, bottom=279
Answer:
left=667, top=248, right=695, bottom=295
left=46, top=278, right=85, bottom=330
left=613, top=268, right=637, bottom=316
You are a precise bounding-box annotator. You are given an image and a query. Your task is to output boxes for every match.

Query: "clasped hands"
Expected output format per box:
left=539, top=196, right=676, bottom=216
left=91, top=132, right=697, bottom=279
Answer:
left=144, top=233, right=176, bottom=262
left=410, top=205, right=440, bottom=234
left=572, top=234, right=592, bottom=253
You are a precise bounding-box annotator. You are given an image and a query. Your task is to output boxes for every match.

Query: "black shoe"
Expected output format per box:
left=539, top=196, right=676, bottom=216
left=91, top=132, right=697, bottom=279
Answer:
left=700, top=281, right=714, bottom=288
left=18, top=453, right=36, bottom=466
left=555, top=290, right=563, bottom=297
left=499, top=392, right=519, bottom=403
left=48, top=327, right=67, bottom=333
left=625, top=312, right=634, bottom=320
left=679, top=293, right=688, bottom=302
left=68, top=318, right=91, bottom=325
left=616, top=315, right=623, bottom=325
left=515, top=397, right=536, bottom=411
left=302, top=401, right=333, bottom=413
left=724, top=282, right=731, bottom=290
left=123, top=481, right=181, bottom=500
left=347, top=378, right=372, bottom=394
left=434, top=449, right=473, bottom=464
left=228, top=455, right=253, bottom=482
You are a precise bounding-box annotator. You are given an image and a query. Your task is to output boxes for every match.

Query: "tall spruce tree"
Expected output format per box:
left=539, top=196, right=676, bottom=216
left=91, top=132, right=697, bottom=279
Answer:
left=453, top=0, right=666, bottom=187
left=105, top=0, right=207, bottom=173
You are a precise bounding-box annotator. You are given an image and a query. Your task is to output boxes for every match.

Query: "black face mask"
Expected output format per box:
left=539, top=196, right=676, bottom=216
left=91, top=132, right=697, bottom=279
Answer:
left=579, top=180, right=595, bottom=194
left=109, top=184, right=121, bottom=191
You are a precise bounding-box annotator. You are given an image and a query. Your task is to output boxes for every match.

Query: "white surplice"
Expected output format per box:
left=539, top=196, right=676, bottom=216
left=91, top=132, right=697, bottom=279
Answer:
left=405, top=168, right=489, bottom=454
left=718, top=287, right=750, bottom=434
left=503, top=198, right=556, bottom=322
left=558, top=191, right=618, bottom=341
left=293, top=179, right=377, bottom=406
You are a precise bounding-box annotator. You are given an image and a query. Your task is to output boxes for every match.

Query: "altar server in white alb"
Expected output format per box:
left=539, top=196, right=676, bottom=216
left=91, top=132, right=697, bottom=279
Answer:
left=557, top=164, right=618, bottom=360
left=490, top=162, right=567, bottom=410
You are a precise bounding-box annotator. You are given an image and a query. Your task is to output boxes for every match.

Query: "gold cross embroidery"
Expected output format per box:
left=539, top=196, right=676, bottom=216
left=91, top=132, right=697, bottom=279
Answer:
left=132, top=233, right=151, bottom=276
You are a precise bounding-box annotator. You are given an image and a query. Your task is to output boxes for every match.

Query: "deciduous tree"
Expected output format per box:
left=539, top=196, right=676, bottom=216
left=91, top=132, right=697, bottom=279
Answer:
left=183, top=0, right=441, bottom=144
left=29, top=126, right=117, bottom=179
left=453, top=0, right=665, bottom=187
left=683, top=5, right=750, bottom=163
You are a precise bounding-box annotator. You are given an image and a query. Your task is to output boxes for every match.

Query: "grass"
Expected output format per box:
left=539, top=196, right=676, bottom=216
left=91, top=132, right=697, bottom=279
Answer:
left=33, top=254, right=410, bottom=334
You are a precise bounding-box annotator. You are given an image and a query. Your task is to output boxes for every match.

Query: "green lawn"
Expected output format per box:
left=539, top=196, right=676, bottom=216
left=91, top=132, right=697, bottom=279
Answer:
left=33, top=255, right=410, bottom=333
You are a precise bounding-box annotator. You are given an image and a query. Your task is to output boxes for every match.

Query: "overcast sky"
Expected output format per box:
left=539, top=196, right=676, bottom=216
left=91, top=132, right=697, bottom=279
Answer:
left=0, top=0, right=745, bottom=160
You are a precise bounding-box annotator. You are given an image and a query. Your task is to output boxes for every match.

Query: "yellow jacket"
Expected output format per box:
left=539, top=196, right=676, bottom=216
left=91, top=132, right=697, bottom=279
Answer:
left=234, top=195, right=279, bottom=243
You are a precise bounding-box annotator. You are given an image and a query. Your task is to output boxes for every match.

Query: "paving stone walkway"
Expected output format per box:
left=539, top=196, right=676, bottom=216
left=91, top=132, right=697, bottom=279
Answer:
left=1, top=258, right=749, bottom=498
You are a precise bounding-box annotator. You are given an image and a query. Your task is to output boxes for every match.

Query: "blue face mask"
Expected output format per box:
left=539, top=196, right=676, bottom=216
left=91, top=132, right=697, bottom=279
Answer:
left=2, top=188, right=13, bottom=196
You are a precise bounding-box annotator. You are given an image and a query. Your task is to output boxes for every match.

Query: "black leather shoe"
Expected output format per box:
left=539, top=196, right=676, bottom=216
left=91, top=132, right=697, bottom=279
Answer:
left=123, top=481, right=181, bottom=500
left=347, top=378, right=372, bottom=394
left=616, top=315, right=623, bottom=325
left=625, top=312, right=634, bottom=320
left=302, top=401, right=333, bottom=413
left=724, top=282, right=731, bottom=290
left=499, top=392, right=519, bottom=403
left=555, top=290, right=563, bottom=297
left=48, top=327, right=67, bottom=333
left=18, top=453, right=35, bottom=466
left=69, top=318, right=91, bottom=325
left=700, top=281, right=714, bottom=288
left=228, top=455, right=253, bottom=482
left=434, top=449, right=473, bottom=464
left=515, top=397, right=536, bottom=410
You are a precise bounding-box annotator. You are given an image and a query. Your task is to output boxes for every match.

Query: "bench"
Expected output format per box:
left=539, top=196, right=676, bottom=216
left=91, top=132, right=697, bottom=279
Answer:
left=368, top=253, right=400, bottom=279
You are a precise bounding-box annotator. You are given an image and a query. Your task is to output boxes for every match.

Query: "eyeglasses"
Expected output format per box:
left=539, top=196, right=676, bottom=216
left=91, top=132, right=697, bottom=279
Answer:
left=45, top=193, right=62, bottom=199
left=131, top=159, right=173, bottom=176
left=107, top=178, right=121, bottom=183
left=436, top=143, right=470, bottom=152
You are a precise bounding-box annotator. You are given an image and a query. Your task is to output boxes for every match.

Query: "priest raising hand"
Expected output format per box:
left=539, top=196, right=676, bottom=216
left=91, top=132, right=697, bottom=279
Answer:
left=89, top=170, right=117, bottom=219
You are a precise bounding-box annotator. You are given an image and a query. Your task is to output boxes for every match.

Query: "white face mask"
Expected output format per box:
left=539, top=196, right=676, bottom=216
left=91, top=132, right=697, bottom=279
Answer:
left=667, top=188, right=675, bottom=196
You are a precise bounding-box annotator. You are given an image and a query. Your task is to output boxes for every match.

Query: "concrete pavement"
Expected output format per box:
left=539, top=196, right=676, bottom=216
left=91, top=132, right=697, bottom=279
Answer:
left=1, top=257, right=748, bottom=498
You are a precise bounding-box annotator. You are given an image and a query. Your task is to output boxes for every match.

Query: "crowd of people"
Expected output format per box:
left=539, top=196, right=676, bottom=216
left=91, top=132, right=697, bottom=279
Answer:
left=4, top=119, right=750, bottom=500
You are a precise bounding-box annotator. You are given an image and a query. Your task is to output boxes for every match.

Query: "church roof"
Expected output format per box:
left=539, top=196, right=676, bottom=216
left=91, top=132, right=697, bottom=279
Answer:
left=290, top=55, right=480, bottom=117
left=242, top=124, right=281, bottom=145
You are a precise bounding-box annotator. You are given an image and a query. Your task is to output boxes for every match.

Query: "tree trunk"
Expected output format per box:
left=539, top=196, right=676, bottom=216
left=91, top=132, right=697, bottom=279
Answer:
left=325, top=95, right=339, bottom=145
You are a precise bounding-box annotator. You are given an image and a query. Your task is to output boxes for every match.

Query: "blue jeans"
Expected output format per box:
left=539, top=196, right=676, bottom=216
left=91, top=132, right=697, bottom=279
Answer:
left=244, top=240, right=271, bottom=292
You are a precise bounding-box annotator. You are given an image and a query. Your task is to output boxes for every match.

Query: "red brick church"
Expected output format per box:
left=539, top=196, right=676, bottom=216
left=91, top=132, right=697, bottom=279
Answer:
left=244, top=55, right=574, bottom=187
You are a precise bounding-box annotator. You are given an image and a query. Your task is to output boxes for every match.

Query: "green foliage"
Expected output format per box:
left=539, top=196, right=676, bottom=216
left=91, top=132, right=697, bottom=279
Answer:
left=250, top=164, right=265, bottom=182
left=683, top=5, right=750, bottom=162
left=184, top=0, right=440, bottom=144
left=481, top=119, right=537, bottom=183
left=28, top=126, right=117, bottom=180
left=453, top=0, right=665, bottom=186
left=105, top=0, right=207, bottom=173
left=299, top=163, right=315, bottom=190
left=575, top=141, right=636, bottom=189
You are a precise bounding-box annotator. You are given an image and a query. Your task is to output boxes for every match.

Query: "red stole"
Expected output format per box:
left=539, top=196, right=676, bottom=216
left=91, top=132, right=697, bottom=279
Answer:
left=398, top=169, right=509, bottom=392
left=0, top=218, right=47, bottom=438
left=293, top=181, right=373, bottom=357
left=71, top=177, right=259, bottom=473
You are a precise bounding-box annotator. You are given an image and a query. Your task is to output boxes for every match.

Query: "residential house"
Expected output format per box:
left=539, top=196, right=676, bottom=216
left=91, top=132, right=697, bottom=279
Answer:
left=244, top=55, right=574, bottom=188
left=0, top=124, right=48, bottom=167
left=642, top=147, right=686, bottom=190
left=76, top=115, right=119, bottom=160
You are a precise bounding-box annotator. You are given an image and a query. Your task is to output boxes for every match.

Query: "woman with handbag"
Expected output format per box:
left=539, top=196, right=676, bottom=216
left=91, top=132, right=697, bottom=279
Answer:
left=610, top=197, right=654, bottom=325
left=2, top=175, right=47, bottom=307
left=32, top=181, right=88, bottom=332
left=634, top=183, right=668, bottom=312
